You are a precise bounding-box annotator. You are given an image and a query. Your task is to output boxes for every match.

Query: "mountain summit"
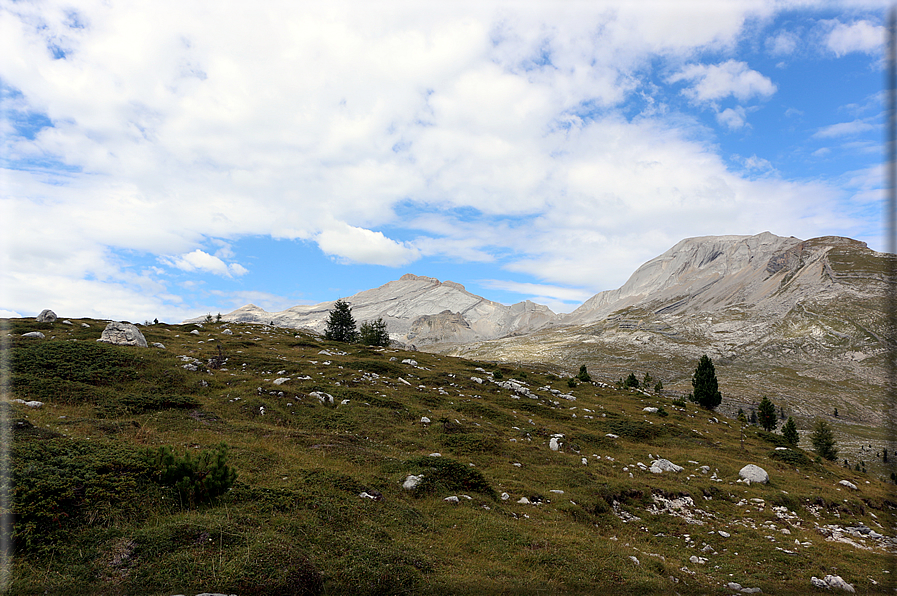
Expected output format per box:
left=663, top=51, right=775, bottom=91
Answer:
left=195, top=273, right=556, bottom=346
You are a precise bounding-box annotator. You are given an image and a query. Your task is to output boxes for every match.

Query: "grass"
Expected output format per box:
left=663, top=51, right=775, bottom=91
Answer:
left=3, top=317, right=896, bottom=594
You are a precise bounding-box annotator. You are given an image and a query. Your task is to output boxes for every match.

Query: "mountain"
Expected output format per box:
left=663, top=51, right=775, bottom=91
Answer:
left=191, top=273, right=557, bottom=346
left=430, top=232, right=895, bottom=436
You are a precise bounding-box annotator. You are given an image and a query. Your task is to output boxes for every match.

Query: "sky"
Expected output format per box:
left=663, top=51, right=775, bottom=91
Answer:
left=0, top=0, right=890, bottom=322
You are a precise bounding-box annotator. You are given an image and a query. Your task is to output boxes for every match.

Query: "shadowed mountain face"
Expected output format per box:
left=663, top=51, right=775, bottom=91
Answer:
left=190, top=274, right=557, bottom=346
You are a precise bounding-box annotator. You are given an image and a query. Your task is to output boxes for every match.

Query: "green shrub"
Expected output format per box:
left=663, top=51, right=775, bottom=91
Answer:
left=576, top=365, right=591, bottom=382
left=146, top=442, right=237, bottom=507
left=671, top=398, right=686, bottom=408
left=404, top=456, right=496, bottom=498
left=606, top=420, right=663, bottom=441
left=356, top=359, right=402, bottom=376
left=493, top=369, right=504, bottom=380
left=755, top=429, right=789, bottom=447
left=12, top=438, right=152, bottom=552
left=769, top=449, right=811, bottom=467
left=622, top=373, right=639, bottom=389
left=103, top=393, right=199, bottom=415
left=566, top=377, right=576, bottom=388
left=656, top=406, right=669, bottom=417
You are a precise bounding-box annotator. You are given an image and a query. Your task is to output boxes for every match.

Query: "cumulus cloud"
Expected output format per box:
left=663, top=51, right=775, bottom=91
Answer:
left=162, top=250, right=248, bottom=277
left=668, top=60, right=776, bottom=104
left=767, top=30, right=798, bottom=56
left=824, top=19, right=884, bottom=57
left=0, top=1, right=882, bottom=320
left=316, top=224, right=420, bottom=266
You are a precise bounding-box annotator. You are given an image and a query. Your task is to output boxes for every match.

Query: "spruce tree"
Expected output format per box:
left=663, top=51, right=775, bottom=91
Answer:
left=757, top=396, right=777, bottom=432
left=782, top=417, right=799, bottom=446
left=358, top=317, right=390, bottom=346
left=324, top=299, right=358, bottom=343
left=689, top=355, right=722, bottom=410
left=810, top=418, right=838, bottom=461
left=576, top=365, right=591, bottom=382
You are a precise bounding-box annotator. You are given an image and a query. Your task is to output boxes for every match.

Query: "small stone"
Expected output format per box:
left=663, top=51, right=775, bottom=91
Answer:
left=718, top=531, right=731, bottom=538
left=61, top=319, right=73, bottom=325
left=429, top=452, right=441, bottom=457
left=517, top=497, right=531, bottom=505
left=605, top=433, right=619, bottom=439
left=642, top=407, right=658, bottom=413
left=222, top=328, right=233, bottom=335
left=727, top=583, right=743, bottom=591
left=21, top=332, right=45, bottom=339
left=838, top=480, right=858, bottom=490
left=444, top=496, right=460, bottom=504
left=81, top=323, right=90, bottom=328
left=421, top=416, right=431, bottom=424
left=152, top=342, right=165, bottom=349
left=501, top=492, right=510, bottom=501
left=272, top=377, right=290, bottom=385
left=629, top=556, right=640, bottom=565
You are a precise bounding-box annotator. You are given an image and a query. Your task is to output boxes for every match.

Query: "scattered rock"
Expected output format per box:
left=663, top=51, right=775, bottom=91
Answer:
left=728, top=582, right=743, bottom=591
left=13, top=399, right=43, bottom=408
left=152, top=342, right=165, bottom=349
left=629, top=555, right=640, bottom=565
left=718, top=530, right=731, bottom=538
left=190, top=329, right=200, bottom=335
left=649, top=459, right=683, bottom=473
left=21, top=331, right=45, bottom=339
left=222, top=328, right=233, bottom=335
left=838, top=480, right=858, bottom=490
left=501, top=492, right=510, bottom=501
left=61, top=320, right=73, bottom=325
left=429, top=453, right=441, bottom=457
left=272, top=378, right=291, bottom=385
left=689, top=555, right=707, bottom=565
left=643, top=407, right=658, bottom=413
left=517, top=497, right=531, bottom=505
left=402, top=475, right=423, bottom=490
left=605, top=433, right=619, bottom=439
left=81, top=323, right=90, bottom=328
left=309, top=391, right=334, bottom=405
left=444, top=496, right=460, bottom=504
left=811, top=575, right=855, bottom=592
left=421, top=416, right=431, bottom=424
left=402, top=358, right=418, bottom=366
left=359, top=489, right=383, bottom=501
left=36, top=309, right=57, bottom=322
left=549, top=437, right=561, bottom=451
left=739, top=464, right=769, bottom=484
left=97, top=322, right=148, bottom=347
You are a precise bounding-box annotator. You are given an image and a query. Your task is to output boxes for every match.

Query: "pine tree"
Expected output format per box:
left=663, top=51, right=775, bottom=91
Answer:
left=757, top=396, right=777, bottom=432
left=810, top=418, right=838, bottom=461
left=576, top=365, right=591, bottom=382
left=324, top=299, right=358, bottom=343
left=623, top=373, right=640, bottom=389
left=782, top=417, right=799, bottom=447
left=750, top=409, right=757, bottom=424
left=689, top=355, right=722, bottom=410
left=358, top=317, right=390, bottom=346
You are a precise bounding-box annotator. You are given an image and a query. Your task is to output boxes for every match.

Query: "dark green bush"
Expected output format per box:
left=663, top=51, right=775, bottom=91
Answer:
left=103, top=393, right=199, bottom=415
left=355, top=359, right=402, bottom=376
left=606, top=420, right=664, bottom=441
left=404, top=456, right=496, bottom=498
left=755, top=429, right=789, bottom=447
left=576, top=365, right=591, bottom=382
left=12, top=341, right=138, bottom=385
left=146, top=442, right=237, bottom=508
left=12, top=438, right=152, bottom=552
left=493, top=369, right=503, bottom=380
left=769, top=449, right=811, bottom=467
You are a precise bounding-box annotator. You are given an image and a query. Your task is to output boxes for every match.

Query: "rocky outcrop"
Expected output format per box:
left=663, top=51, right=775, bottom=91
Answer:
left=36, top=309, right=57, bottom=322
left=97, top=322, right=148, bottom=347
left=188, top=274, right=557, bottom=346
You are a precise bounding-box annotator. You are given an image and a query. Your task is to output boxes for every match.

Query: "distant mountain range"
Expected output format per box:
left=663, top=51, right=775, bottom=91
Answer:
left=192, top=231, right=894, bottom=431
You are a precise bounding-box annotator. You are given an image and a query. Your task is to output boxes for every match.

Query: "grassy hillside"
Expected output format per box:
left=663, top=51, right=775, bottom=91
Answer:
left=2, top=317, right=895, bottom=594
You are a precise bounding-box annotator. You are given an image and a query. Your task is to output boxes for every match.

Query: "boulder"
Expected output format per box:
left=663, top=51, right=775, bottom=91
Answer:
left=61, top=320, right=73, bottom=325
left=650, top=459, right=683, bottom=473
left=36, top=309, right=57, bottom=322
left=811, top=575, right=855, bottom=592
left=222, top=328, right=233, bottom=335
left=21, top=332, right=45, bottom=339
left=739, top=464, right=769, bottom=484
left=97, top=322, right=148, bottom=347
left=838, top=480, right=858, bottom=490
left=402, top=474, right=423, bottom=490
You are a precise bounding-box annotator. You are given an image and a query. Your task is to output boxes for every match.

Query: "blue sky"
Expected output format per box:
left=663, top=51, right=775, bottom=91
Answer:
left=0, top=1, right=890, bottom=321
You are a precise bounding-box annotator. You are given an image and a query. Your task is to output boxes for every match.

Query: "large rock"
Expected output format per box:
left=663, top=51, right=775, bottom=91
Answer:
left=21, top=332, right=45, bottom=339
left=97, top=322, right=148, bottom=347
left=36, top=309, right=57, bottom=322
left=650, top=459, right=683, bottom=473
left=739, top=464, right=769, bottom=484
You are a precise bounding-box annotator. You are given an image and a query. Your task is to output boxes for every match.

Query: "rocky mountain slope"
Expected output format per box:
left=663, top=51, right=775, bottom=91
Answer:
left=431, top=233, right=895, bottom=446
left=5, top=316, right=895, bottom=594
left=192, top=274, right=557, bottom=347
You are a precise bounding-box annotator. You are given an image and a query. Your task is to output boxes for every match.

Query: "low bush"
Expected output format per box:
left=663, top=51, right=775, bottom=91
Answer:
left=404, top=456, right=496, bottom=498
left=755, top=429, right=789, bottom=448
left=769, top=449, right=812, bottom=467
left=145, top=442, right=237, bottom=508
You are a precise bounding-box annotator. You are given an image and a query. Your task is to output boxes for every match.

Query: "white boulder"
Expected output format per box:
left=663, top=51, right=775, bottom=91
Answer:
left=549, top=437, right=561, bottom=451
left=811, top=575, right=855, bottom=593
left=402, top=474, right=423, bottom=490
left=21, top=332, right=45, bottom=339
left=272, top=378, right=291, bottom=385
left=36, top=309, right=57, bottom=322
left=838, top=480, right=858, bottom=490
left=649, top=459, right=683, bottom=473
left=642, top=407, right=658, bottom=413
left=97, top=322, right=148, bottom=347
left=739, top=464, right=769, bottom=484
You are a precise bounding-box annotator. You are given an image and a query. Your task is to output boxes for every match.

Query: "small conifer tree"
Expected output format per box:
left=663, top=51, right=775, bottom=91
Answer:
left=576, top=365, right=591, bottom=382
left=782, top=417, right=799, bottom=446
left=757, top=396, right=777, bottom=432
left=623, top=373, right=639, bottom=389
left=810, top=418, right=838, bottom=461
left=689, top=355, right=722, bottom=410
left=358, top=317, right=390, bottom=346
left=324, top=299, right=357, bottom=343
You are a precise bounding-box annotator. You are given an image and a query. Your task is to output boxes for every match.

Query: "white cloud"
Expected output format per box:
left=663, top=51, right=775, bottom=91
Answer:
left=813, top=119, right=876, bottom=138
left=717, top=106, right=748, bottom=130
left=479, top=280, right=593, bottom=305
left=316, top=224, right=419, bottom=266
left=0, top=310, right=24, bottom=319
left=162, top=249, right=248, bottom=277
left=0, top=1, right=881, bottom=319
left=669, top=60, right=776, bottom=103
left=767, top=30, right=798, bottom=56
left=824, top=19, right=884, bottom=57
